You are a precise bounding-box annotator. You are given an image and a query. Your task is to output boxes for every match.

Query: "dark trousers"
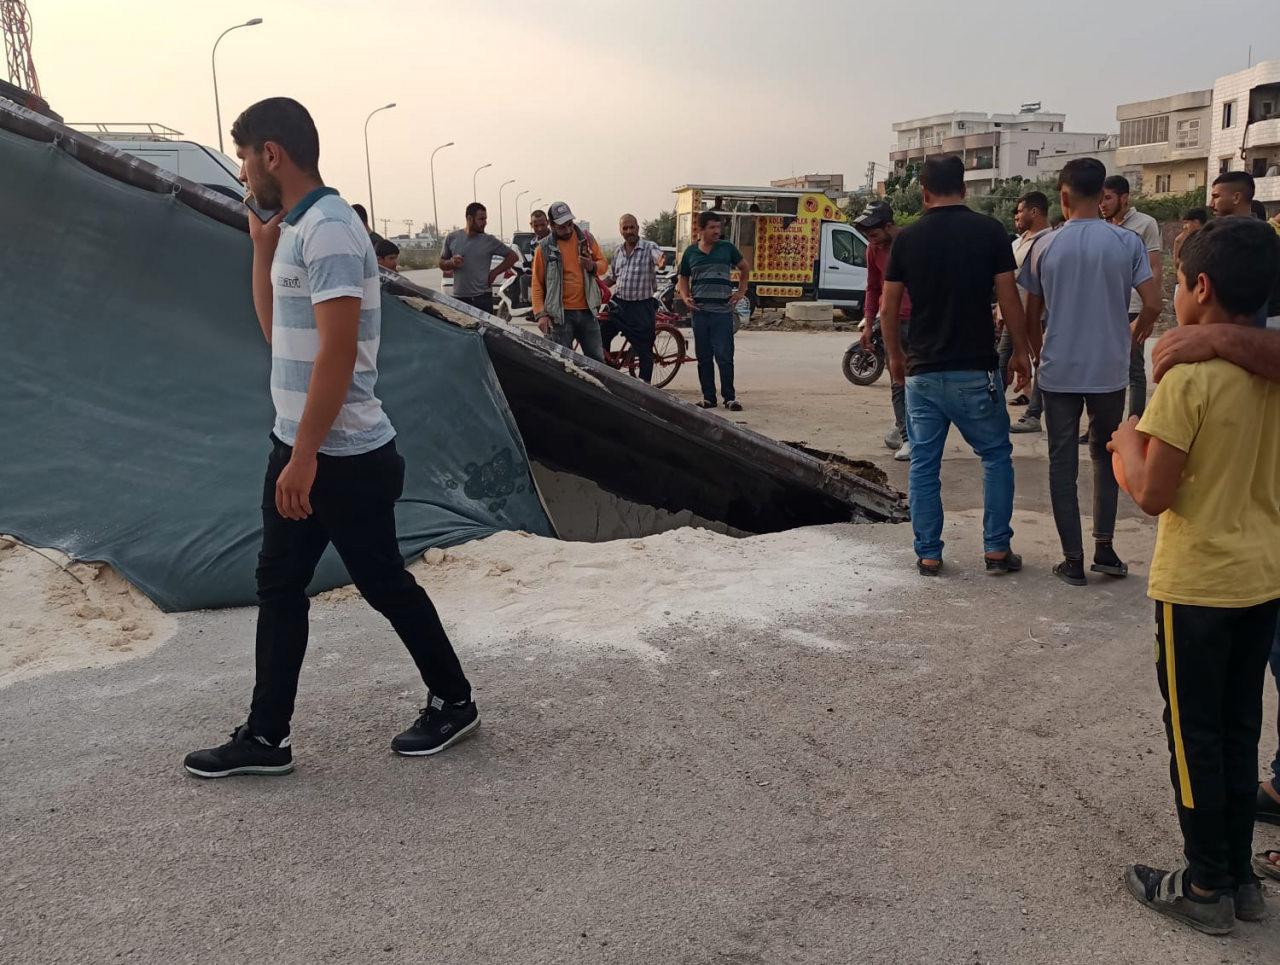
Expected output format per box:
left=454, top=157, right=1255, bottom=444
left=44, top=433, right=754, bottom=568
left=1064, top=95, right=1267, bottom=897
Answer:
left=1128, top=313, right=1147, bottom=419
left=691, top=309, right=735, bottom=403
left=457, top=292, right=494, bottom=314
left=1154, top=599, right=1280, bottom=891
left=247, top=436, right=471, bottom=743
left=996, top=328, right=1013, bottom=396
left=1041, top=389, right=1125, bottom=559
left=601, top=298, right=658, bottom=382
left=890, top=319, right=911, bottom=436
left=1271, top=622, right=1280, bottom=792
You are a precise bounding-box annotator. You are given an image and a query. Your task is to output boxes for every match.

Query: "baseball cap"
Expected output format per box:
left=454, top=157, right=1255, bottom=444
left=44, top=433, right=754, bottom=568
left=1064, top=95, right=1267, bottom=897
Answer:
left=854, top=201, right=893, bottom=231
left=547, top=201, right=574, bottom=225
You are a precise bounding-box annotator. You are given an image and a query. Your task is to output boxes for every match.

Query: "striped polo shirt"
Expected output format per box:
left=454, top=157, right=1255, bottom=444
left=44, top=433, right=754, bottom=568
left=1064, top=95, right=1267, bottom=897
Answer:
left=270, top=187, right=395, bottom=456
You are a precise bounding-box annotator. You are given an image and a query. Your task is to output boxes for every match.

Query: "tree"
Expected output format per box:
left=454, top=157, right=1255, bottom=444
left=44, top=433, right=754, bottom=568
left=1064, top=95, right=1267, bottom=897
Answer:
left=642, top=210, right=676, bottom=246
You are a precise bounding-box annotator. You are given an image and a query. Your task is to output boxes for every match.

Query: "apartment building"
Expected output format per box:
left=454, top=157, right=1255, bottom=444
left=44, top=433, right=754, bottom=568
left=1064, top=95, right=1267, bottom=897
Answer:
left=888, top=104, right=1109, bottom=196
left=770, top=173, right=845, bottom=198
left=1113, top=89, right=1212, bottom=196
left=1210, top=60, right=1280, bottom=211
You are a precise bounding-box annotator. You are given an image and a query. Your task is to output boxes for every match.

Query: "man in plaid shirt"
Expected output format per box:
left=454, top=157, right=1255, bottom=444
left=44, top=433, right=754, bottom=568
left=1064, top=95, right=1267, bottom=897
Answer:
left=602, top=213, right=665, bottom=382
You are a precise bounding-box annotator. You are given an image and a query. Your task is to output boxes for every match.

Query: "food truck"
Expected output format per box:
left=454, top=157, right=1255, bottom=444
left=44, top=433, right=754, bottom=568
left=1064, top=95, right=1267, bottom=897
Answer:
left=673, top=184, right=870, bottom=317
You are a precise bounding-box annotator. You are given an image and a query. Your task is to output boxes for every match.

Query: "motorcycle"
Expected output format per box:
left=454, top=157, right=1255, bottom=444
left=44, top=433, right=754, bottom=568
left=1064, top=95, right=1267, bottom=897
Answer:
left=494, top=263, right=533, bottom=323
left=657, top=276, right=750, bottom=333
left=842, top=318, right=886, bottom=386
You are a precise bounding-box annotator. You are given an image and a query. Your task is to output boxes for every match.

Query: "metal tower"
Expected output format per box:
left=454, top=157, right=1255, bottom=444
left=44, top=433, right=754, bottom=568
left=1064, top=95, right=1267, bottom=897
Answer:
left=1, top=1, right=40, bottom=95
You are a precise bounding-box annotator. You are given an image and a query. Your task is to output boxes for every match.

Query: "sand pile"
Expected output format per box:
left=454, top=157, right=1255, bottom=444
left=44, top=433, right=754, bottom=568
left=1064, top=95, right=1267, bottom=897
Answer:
left=0, top=536, right=176, bottom=687
left=318, top=525, right=909, bottom=661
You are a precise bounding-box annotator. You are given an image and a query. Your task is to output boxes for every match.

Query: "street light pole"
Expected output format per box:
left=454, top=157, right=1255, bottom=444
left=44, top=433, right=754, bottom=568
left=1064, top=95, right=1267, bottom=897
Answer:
left=472, top=162, right=492, bottom=204
left=429, top=140, right=454, bottom=239
left=514, top=189, right=529, bottom=234
left=212, top=18, right=263, bottom=154
left=497, top=179, right=515, bottom=241
left=363, top=102, right=396, bottom=231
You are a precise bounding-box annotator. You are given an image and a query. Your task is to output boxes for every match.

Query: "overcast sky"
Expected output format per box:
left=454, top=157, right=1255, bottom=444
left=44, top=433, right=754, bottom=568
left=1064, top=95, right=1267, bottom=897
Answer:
left=30, top=0, right=1280, bottom=238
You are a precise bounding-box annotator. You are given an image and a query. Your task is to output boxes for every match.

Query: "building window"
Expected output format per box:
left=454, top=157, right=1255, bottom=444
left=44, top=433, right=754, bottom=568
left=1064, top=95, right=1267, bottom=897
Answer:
left=1154, top=174, right=1171, bottom=193
left=1222, top=100, right=1235, bottom=128
left=1027, top=149, right=1039, bottom=167
left=1219, top=157, right=1232, bottom=174
left=1119, top=114, right=1170, bottom=147
left=1174, top=118, right=1200, bottom=149
left=1187, top=172, right=1198, bottom=189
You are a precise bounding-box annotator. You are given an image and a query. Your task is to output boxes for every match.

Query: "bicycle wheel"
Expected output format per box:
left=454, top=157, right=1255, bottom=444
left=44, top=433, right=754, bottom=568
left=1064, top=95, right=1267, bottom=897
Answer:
left=645, top=324, right=686, bottom=389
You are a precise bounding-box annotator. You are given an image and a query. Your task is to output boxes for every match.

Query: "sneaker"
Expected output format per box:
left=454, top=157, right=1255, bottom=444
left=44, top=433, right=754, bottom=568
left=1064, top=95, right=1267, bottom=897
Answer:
left=183, top=724, right=294, bottom=778
left=1053, top=558, right=1087, bottom=586
left=695, top=399, right=717, bottom=409
left=1124, top=864, right=1235, bottom=935
left=1091, top=542, right=1128, bottom=578
left=894, top=440, right=912, bottom=462
left=724, top=399, right=743, bottom=412
left=1010, top=415, right=1041, bottom=434
left=1010, top=394, right=1030, bottom=407
left=392, top=695, right=481, bottom=756
left=883, top=427, right=903, bottom=450
left=1235, top=879, right=1267, bottom=921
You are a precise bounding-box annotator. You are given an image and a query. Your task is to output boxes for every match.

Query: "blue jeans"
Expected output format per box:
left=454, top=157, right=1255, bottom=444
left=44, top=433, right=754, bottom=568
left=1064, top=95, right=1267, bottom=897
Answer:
left=691, top=310, right=735, bottom=403
left=905, top=370, right=1015, bottom=560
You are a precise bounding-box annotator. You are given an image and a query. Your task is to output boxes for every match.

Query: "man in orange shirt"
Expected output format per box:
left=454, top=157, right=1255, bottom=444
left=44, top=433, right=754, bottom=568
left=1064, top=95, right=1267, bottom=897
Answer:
left=531, top=201, right=608, bottom=362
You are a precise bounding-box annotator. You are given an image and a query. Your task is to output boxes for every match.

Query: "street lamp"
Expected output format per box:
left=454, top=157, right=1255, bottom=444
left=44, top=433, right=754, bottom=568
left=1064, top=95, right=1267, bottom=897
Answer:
left=429, top=140, right=454, bottom=239
left=363, top=102, right=396, bottom=230
left=497, top=179, right=515, bottom=241
left=472, top=162, right=492, bottom=203
left=515, top=189, right=529, bottom=234
left=211, top=18, right=262, bottom=154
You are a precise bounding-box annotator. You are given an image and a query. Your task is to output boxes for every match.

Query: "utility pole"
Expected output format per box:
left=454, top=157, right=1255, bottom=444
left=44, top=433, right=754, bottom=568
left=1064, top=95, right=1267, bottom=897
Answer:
left=379, top=217, right=391, bottom=237
left=403, top=219, right=415, bottom=237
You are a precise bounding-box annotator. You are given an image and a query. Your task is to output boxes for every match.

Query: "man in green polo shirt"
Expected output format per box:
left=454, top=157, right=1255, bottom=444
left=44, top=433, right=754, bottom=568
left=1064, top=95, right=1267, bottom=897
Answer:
left=676, top=210, right=750, bottom=411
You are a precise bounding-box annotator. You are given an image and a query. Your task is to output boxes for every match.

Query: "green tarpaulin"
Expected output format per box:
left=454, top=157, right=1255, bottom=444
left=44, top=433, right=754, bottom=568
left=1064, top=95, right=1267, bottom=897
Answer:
left=0, top=127, right=553, bottom=611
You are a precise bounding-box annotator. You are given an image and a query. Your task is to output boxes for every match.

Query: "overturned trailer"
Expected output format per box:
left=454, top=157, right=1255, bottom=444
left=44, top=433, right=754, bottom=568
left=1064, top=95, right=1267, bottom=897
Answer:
left=0, top=98, right=905, bottom=612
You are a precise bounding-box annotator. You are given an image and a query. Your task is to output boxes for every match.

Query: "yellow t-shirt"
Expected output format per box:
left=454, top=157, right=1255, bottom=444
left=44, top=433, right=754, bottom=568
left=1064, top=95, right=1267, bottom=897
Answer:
left=1138, top=356, right=1280, bottom=607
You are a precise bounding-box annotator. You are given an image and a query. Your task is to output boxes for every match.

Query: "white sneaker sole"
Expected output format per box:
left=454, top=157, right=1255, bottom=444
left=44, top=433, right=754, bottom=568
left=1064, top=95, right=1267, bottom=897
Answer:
left=183, top=762, right=295, bottom=779
left=393, top=716, right=481, bottom=757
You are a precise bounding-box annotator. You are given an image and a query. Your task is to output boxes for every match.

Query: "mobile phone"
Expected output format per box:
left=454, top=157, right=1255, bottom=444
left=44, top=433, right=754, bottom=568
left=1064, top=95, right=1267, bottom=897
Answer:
left=244, top=192, right=280, bottom=224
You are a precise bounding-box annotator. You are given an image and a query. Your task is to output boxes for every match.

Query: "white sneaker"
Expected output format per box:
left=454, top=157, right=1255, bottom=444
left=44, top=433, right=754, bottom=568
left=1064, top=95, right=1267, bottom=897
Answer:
left=894, top=441, right=912, bottom=462
left=883, top=427, right=903, bottom=450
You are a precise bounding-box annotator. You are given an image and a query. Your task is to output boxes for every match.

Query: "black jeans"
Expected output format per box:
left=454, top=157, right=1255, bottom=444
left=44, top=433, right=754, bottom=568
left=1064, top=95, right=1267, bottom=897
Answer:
left=1128, top=313, right=1147, bottom=419
left=1154, top=599, right=1280, bottom=891
left=691, top=310, right=735, bottom=403
left=602, top=298, right=658, bottom=382
left=457, top=292, right=494, bottom=314
left=247, top=437, right=471, bottom=743
left=1041, top=389, right=1126, bottom=559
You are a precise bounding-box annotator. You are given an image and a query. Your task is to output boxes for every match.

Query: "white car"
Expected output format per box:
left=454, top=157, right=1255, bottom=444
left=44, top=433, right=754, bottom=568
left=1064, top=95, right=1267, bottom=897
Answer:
left=73, top=123, right=246, bottom=202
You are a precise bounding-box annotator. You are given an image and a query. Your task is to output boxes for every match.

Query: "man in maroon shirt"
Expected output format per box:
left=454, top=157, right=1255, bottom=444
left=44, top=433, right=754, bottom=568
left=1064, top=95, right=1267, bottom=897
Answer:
left=856, top=202, right=914, bottom=460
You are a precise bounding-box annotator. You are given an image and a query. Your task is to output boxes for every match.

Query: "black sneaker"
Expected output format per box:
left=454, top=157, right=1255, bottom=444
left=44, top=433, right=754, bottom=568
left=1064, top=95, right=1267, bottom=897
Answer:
left=183, top=724, right=294, bottom=778
left=724, top=399, right=743, bottom=412
left=1054, top=558, right=1087, bottom=586
left=1091, top=542, right=1128, bottom=578
left=1235, top=879, right=1267, bottom=922
left=1124, top=864, right=1235, bottom=935
left=392, top=695, right=481, bottom=757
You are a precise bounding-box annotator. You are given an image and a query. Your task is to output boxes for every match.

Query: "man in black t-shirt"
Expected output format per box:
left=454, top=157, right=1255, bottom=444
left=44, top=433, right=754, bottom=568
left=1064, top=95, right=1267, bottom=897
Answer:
left=879, top=155, right=1033, bottom=576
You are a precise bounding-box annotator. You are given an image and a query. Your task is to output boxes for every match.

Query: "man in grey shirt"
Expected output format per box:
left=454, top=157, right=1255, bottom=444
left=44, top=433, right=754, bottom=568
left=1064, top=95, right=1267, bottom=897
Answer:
left=440, top=202, right=518, bottom=314
left=1101, top=175, right=1162, bottom=419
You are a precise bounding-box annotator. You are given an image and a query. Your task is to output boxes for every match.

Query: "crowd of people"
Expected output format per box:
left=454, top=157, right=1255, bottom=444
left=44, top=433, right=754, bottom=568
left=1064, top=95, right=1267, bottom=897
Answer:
left=181, top=94, right=1280, bottom=941
left=864, top=152, right=1280, bottom=935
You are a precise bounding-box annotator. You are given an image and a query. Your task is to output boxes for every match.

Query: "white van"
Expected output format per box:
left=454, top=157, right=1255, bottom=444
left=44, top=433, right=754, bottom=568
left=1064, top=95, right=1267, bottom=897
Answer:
left=72, top=123, right=246, bottom=202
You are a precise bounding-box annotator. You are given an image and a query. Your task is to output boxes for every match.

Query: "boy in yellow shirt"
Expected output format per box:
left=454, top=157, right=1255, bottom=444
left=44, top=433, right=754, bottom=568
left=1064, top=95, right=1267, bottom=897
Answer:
left=1109, top=217, right=1280, bottom=934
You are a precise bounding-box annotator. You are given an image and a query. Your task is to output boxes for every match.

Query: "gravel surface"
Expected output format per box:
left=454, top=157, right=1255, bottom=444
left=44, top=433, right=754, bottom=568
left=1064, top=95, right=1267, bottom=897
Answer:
left=3, top=331, right=1275, bottom=964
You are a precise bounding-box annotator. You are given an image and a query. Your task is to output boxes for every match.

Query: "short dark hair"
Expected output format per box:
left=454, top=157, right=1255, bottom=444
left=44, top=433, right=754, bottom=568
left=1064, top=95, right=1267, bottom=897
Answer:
left=1182, top=206, right=1209, bottom=224
left=1017, top=191, right=1049, bottom=216
left=374, top=238, right=399, bottom=259
left=697, top=210, right=723, bottom=229
left=351, top=203, right=369, bottom=225
left=1058, top=158, right=1106, bottom=199
left=230, top=97, right=320, bottom=175
left=1102, top=175, right=1130, bottom=196
left=920, top=155, right=965, bottom=196
left=465, top=202, right=486, bottom=219
left=1213, top=170, right=1255, bottom=199
left=530, top=208, right=547, bottom=220
left=1179, top=217, right=1280, bottom=316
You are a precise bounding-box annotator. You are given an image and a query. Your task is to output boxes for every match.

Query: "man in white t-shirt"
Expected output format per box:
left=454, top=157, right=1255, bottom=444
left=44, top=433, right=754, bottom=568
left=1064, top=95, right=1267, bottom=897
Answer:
left=1101, top=175, right=1162, bottom=419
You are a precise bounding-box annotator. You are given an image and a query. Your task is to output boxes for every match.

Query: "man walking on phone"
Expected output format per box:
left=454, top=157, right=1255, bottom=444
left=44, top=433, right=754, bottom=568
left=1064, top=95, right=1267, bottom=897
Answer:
left=184, top=97, right=480, bottom=778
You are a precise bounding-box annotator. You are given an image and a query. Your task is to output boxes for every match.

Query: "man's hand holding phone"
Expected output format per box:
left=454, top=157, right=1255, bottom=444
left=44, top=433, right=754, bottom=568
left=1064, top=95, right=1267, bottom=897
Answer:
left=246, top=195, right=283, bottom=250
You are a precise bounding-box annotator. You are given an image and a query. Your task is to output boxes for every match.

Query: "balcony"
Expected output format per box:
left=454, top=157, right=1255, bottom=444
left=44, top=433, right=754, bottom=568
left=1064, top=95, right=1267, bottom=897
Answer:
left=1244, top=118, right=1280, bottom=149
left=965, top=155, right=995, bottom=171
left=1255, top=175, right=1280, bottom=203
